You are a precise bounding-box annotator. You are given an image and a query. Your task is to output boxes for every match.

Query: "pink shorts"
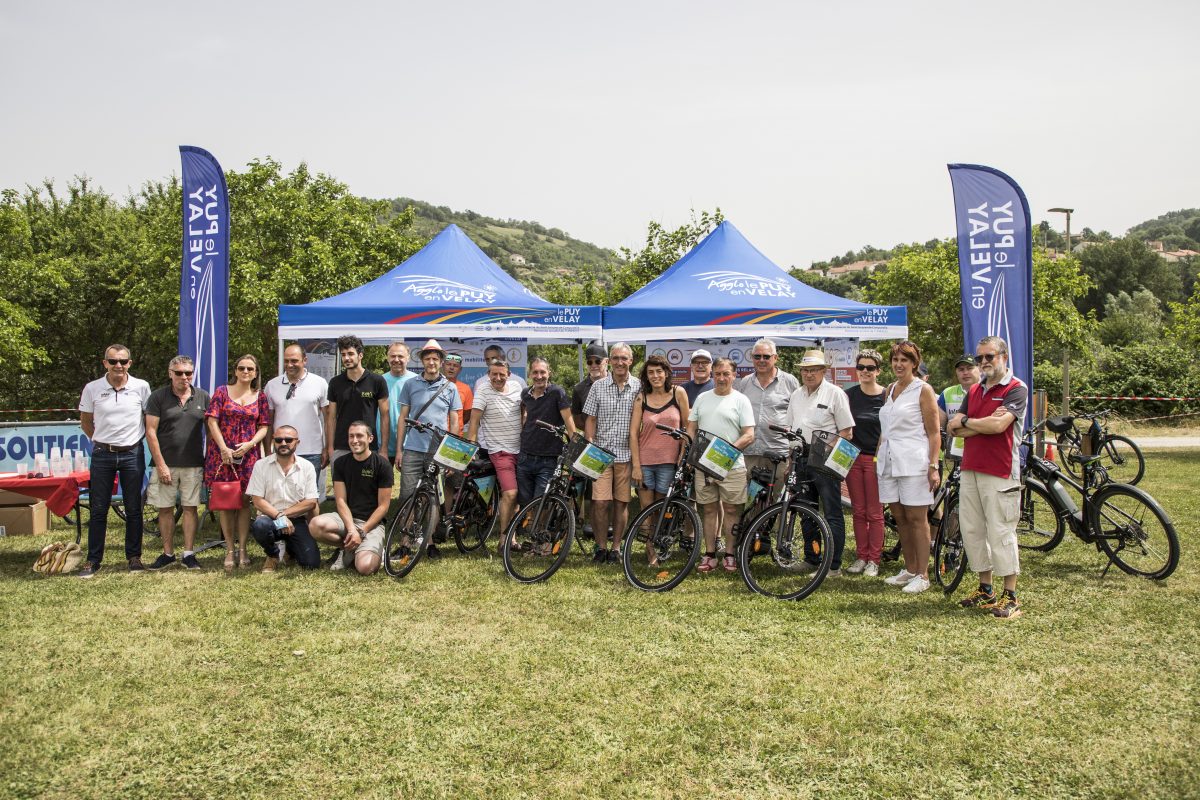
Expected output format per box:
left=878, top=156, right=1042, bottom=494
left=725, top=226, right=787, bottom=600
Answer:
left=489, top=451, right=518, bottom=493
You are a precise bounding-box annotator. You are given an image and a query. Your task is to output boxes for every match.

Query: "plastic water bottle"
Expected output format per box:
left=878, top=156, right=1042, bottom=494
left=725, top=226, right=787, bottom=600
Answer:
left=74, top=451, right=87, bottom=472
left=33, top=453, right=48, bottom=476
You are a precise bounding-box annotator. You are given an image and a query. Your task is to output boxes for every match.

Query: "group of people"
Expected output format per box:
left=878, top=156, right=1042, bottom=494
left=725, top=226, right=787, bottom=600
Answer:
left=75, top=333, right=1027, bottom=619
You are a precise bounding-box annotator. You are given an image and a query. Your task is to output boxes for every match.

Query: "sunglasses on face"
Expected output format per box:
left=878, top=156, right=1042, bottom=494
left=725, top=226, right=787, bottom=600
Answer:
left=752, top=354, right=773, bottom=360
left=172, top=369, right=194, bottom=377
left=586, top=358, right=604, bottom=365
left=273, top=437, right=296, bottom=444
left=285, top=383, right=297, bottom=400
left=855, top=364, right=879, bottom=372
left=107, top=358, right=130, bottom=366
left=236, top=365, right=257, bottom=372
left=974, top=353, right=998, bottom=364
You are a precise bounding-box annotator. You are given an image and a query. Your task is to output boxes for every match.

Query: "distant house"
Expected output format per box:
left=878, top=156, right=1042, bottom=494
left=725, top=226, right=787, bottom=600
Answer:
left=826, top=259, right=887, bottom=277
left=1159, top=248, right=1199, bottom=263
left=508, top=253, right=527, bottom=266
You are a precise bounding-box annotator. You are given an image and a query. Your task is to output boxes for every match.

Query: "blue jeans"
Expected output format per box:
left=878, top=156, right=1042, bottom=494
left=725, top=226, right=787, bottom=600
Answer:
left=800, top=466, right=847, bottom=570
left=87, top=446, right=146, bottom=565
left=517, top=453, right=558, bottom=506
left=640, top=464, right=675, bottom=495
left=250, top=515, right=321, bottom=568
left=299, top=454, right=326, bottom=503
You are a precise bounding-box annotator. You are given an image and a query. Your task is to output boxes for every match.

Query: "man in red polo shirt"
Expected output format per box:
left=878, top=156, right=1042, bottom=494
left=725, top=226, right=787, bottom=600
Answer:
left=946, top=335, right=1028, bottom=619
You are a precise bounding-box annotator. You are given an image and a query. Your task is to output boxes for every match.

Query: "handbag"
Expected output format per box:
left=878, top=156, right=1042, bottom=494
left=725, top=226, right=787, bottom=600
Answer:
left=208, top=463, right=244, bottom=511
left=33, top=542, right=85, bottom=574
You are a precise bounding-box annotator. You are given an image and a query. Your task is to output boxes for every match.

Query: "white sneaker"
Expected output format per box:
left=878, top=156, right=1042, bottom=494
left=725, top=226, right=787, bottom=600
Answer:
left=329, top=549, right=346, bottom=571
left=826, top=569, right=842, bottom=579
left=864, top=562, right=880, bottom=578
left=884, top=569, right=916, bottom=586
left=846, top=559, right=867, bottom=574
left=902, top=575, right=931, bottom=594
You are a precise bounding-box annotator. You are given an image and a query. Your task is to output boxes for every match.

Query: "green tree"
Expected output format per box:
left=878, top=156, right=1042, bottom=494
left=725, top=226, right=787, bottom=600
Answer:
left=1097, top=288, right=1164, bottom=347
left=1076, top=237, right=1183, bottom=316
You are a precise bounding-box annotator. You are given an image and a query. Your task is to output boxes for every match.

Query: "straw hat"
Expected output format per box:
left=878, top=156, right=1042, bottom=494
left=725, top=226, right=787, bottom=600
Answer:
left=798, top=349, right=828, bottom=368
left=416, top=339, right=446, bottom=359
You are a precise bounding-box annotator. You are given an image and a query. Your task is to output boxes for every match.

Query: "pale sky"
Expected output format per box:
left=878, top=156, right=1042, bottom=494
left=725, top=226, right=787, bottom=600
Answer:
left=3, top=1, right=1197, bottom=268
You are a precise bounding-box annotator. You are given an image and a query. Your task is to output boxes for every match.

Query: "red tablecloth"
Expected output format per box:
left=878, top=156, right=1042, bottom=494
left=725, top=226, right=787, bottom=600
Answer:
left=0, top=470, right=89, bottom=517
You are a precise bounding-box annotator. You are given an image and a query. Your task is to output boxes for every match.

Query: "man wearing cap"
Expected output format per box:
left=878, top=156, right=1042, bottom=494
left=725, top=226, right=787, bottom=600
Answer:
left=735, top=338, right=799, bottom=502
left=582, top=342, right=641, bottom=562
left=680, top=349, right=715, bottom=405
left=571, top=343, right=608, bottom=431
left=78, top=344, right=153, bottom=578
left=946, top=335, right=1028, bottom=620
left=939, top=354, right=981, bottom=459
left=381, top=341, right=413, bottom=467
left=442, top=352, right=474, bottom=432
left=396, top=339, right=462, bottom=510
left=266, top=343, right=331, bottom=503
left=326, top=334, right=389, bottom=466
left=786, top=349, right=855, bottom=576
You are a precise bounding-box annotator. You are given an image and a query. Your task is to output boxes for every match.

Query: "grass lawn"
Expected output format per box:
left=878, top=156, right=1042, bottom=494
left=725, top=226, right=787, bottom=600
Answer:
left=2, top=450, right=1198, bottom=799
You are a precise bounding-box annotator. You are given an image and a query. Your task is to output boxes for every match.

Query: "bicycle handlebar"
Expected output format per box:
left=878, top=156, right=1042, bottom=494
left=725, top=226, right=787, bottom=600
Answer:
left=654, top=423, right=692, bottom=443
left=768, top=423, right=803, bottom=441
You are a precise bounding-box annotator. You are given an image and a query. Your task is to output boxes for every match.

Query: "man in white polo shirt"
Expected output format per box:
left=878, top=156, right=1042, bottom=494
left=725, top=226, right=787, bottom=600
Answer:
left=266, top=343, right=332, bottom=502
left=247, top=425, right=320, bottom=572
left=78, top=343, right=153, bottom=578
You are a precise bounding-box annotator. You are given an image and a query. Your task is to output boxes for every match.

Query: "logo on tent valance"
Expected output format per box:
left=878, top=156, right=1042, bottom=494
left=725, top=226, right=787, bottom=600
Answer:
left=695, top=270, right=795, bottom=299
left=394, top=275, right=498, bottom=304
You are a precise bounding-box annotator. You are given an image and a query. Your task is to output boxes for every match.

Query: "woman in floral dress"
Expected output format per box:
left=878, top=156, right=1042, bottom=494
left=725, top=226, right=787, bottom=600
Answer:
left=205, top=354, right=270, bottom=569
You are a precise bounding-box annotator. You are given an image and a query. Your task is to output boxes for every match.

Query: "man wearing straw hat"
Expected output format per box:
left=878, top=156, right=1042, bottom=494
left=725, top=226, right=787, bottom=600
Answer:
left=395, top=339, right=462, bottom=524
left=785, top=349, right=854, bottom=577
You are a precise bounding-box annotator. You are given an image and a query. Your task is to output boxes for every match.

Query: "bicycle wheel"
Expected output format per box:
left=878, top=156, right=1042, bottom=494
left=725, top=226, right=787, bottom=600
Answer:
left=738, top=503, right=832, bottom=601
left=1090, top=483, right=1179, bottom=580
left=1096, top=435, right=1145, bottom=486
left=453, top=486, right=499, bottom=554
left=1056, top=432, right=1083, bottom=480
left=932, top=495, right=969, bottom=593
left=622, top=498, right=702, bottom=592
left=502, top=495, right=575, bottom=583
left=382, top=490, right=437, bottom=579
left=1016, top=479, right=1065, bottom=552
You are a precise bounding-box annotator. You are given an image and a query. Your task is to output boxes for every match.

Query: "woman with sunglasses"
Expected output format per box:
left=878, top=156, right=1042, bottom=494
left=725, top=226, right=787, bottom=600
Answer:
left=843, top=349, right=887, bottom=577
left=876, top=341, right=942, bottom=594
left=205, top=354, right=271, bottom=570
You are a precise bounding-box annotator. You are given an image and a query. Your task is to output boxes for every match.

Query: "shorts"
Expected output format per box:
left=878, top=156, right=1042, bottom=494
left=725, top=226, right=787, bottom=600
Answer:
left=640, top=463, right=675, bottom=495
left=489, top=450, right=518, bottom=493
left=312, top=512, right=386, bottom=557
left=591, top=461, right=632, bottom=502
left=878, top=469, right=934, bottom=506
left=147, top=466, right=203, bottom=508
left=694, top=467, right=748, bottom=506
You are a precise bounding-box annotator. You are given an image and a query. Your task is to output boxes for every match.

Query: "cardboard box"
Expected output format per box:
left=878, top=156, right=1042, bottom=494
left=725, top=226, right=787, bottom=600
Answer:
left=0, top=501, right=49, bottom=536
left=0, top=488, right=39, bottom=505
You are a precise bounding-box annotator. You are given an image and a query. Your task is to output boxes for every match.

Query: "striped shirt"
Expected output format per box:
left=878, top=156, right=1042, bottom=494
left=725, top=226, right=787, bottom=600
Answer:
left=582, top=375, right=642, bottom=462
left=473, top=379, right=523, bottom=455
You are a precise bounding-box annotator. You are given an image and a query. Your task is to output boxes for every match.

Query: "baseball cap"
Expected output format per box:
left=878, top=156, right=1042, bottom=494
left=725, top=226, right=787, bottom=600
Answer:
left=584, top=343, right=607, bottom=359
left=690, top=348, right=713, bottom=363
left=953, top=354, right=975, bottom=368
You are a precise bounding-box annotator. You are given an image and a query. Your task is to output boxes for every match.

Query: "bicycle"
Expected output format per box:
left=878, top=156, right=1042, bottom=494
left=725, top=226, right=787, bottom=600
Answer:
left=500, top=421, right=584, bottom=583
left=736, top=425, right=834, bottom=601
left=620, top=423, right=703, bottom=592
left=439, top=451, right=499, bottom=554
left=927, top=460, right=967, bottom=593
left=1007, top=429, right=1177, bottom=580
left=1050, top=409, right=1144, bottom=486
left=381, top=418, right=451, bottom=579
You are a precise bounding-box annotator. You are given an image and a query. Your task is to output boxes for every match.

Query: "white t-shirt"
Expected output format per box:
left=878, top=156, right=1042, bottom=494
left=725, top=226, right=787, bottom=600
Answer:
left=472, top=379, right=523, bottom=454
left=786, top=380, right=854, bottom=439
left=688, top=389, right=755, bottom=470
left=79, top=376, right=151, bottom=446
left=246, top=453, right=318, bottom=512
left=265, top=371, right=329, bottom=457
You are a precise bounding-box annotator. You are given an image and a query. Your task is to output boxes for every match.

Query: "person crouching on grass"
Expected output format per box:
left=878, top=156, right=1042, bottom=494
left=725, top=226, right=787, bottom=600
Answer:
left=687, top=358, right=755, bottom=573
left=310, top=421, right=393, bottom=575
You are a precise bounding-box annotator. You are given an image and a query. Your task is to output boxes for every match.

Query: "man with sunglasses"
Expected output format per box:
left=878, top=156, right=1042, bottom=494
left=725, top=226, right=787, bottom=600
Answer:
left=679, top=349, right=715, bottom=405
left=144, top=355, right=210, bottom=571
left=571, top=343, right=608, bottom=431
left=946, top=336, right=1028, bottom=620
left=735, top=338, right=799, bottom=502
left=78, top=344, right=153, bottom=578
left=266, top=344, right=331, bottom=502
left=246, top=425, right=320, bottom=572
left=442, top=352, right=473, bottom=432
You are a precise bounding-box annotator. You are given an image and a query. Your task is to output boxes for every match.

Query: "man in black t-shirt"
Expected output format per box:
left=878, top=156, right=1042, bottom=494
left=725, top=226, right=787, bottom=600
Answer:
left=517, top=357, right=576, bottom=506
left=570, top=343, right=608, bottom=432
left=145, top=355, right=211, bottom=571
left=326, top=334, right=390, bottom=466
left=310, top=421, right=393, bottom=575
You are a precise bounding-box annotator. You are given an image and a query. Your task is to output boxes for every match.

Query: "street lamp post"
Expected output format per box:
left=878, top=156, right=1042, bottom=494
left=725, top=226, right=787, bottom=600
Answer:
left=1049, top=207, right=1075, bottom=414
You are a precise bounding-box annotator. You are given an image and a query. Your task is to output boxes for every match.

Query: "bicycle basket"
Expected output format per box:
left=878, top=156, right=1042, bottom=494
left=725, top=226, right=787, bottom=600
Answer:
left=431, top=432, right=479, bottom=474
left=685, top=429, right=739, bottom=480
left=567, top=434, right=615, bottom=480
left=807, top=430, right=859, bottom=481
